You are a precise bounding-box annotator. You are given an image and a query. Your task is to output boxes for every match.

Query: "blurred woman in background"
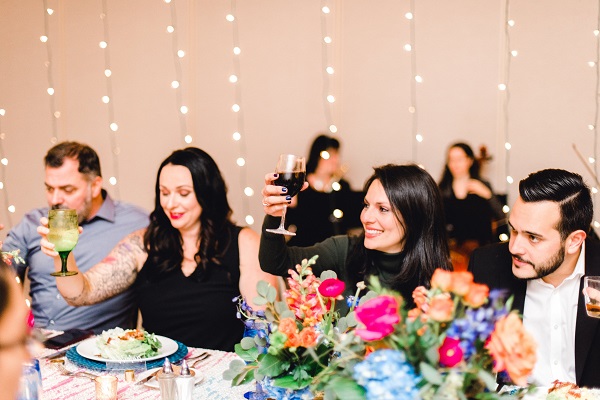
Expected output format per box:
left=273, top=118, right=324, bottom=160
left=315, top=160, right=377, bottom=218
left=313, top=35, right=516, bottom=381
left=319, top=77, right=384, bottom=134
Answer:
left=286, top=134, right=363, bottom=246
left=438, top=142, right=504, bottom=270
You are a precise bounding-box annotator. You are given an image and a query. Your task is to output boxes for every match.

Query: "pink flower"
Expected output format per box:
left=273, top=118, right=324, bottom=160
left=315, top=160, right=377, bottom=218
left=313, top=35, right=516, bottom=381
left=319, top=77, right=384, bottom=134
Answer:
left=439, top=337, right=464, bottom=367
left=354, top=295, right=400, bottom=341
left=431, top=269, right=453, bottom=291
left=318, top=278, right=346, bottom=298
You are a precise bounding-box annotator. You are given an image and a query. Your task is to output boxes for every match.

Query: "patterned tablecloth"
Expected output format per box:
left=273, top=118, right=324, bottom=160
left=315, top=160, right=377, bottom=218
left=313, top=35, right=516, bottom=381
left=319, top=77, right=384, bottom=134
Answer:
left=37, top=344, right=253, bottom=400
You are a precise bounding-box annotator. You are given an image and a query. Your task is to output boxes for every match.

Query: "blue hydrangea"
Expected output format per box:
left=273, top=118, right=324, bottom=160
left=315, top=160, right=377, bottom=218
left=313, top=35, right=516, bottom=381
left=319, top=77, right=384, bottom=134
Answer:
left=445, top=289, right=510, bottom=360
left=258, top=378, right=314, bottom=400
left=353, top=349, right=420, bottom=400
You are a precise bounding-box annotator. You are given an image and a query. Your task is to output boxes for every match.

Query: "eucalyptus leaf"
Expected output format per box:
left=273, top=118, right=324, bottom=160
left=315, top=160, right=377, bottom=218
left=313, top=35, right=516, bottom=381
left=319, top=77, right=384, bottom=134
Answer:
left=337, top=317, right=348, bottom=332
left=358, top=291, right=378, bottom=305
left=256, top=280, right=271, bottom=297
left=275, top=301, right=290, bottom=314
left=222, top=359, right=246, bottom=380
left=234, top=343, right=260, bottom=362
left=328, top=376, right=366, bottom=400
left=253, top=296, right=267, bottom=306
left=280, top=310, right=295, bottom=319
left=320, top=270, right=338, bottom=280
left=273, top=374, right=311, bottom=390
left=266, top=286, right=278, bottom=303
left=232, top=368, right=255, bottom=386
left=419, top=362, right=444, bottom=385
left=477, top=369, right=498, bottom=390
left=345, top=312, right=358, bottom=327
left=240, top=337, right=256, bottom=350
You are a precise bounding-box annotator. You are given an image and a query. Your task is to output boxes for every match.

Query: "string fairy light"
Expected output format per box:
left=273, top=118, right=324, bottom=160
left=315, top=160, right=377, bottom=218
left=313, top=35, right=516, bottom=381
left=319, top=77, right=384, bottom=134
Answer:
left=406, top=0, right=422, bottom=162
left=41, top=0, right=59, bottom=142
left=228, top=0, right=253, bottom=226
left=100, top=0, right=121, bottom=198
left=589, top=1, right=600, bottom=230
left=500, top=0, right=513, bottom=214
left=164, top=0, right=190, bottom=144
left=320, top=0, right=337, bottom=134
left=0, top=109, right=14, bottom=226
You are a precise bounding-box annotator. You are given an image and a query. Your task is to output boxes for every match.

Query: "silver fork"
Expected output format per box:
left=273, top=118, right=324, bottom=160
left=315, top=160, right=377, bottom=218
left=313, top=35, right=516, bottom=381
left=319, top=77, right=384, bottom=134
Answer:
left=55, top=363, right=98, bottom=380
left=174, top=351, right=209, bottom=365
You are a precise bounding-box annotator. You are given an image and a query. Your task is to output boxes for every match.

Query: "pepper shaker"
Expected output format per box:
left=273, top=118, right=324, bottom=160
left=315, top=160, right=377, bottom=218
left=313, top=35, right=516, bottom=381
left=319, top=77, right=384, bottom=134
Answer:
left=175, top=360, right=194, bottom=400
left=157, top=359, right=177, bottom=400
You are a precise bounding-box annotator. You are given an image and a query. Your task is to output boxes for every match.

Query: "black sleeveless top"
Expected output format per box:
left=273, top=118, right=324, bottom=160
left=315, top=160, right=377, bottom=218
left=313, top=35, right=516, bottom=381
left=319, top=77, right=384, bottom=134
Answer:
left=135, top=225, right=244, bottom=351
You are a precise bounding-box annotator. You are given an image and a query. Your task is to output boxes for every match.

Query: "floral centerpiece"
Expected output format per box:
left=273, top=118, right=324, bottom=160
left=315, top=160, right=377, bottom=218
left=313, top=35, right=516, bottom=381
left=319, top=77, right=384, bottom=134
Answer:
left=224, top=258, right=538, bottom=400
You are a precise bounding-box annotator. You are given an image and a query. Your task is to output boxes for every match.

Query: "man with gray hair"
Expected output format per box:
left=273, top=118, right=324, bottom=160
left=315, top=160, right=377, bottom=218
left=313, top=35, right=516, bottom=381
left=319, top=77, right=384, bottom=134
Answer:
left=4, top=141, right=148, bottom=333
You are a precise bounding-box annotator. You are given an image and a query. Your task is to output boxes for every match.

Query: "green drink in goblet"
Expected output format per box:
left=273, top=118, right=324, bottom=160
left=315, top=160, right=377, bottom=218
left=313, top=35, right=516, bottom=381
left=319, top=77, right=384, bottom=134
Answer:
left=47, top=209, right=79, bottom=277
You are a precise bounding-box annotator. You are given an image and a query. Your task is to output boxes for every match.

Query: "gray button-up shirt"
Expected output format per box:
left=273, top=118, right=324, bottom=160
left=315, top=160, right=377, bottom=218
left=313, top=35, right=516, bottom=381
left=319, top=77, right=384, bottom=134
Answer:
left=4, top=191, right=149, bottom=333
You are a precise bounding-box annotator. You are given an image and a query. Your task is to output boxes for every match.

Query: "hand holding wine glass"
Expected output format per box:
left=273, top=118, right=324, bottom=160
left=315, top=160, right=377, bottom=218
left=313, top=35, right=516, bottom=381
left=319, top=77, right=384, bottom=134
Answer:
left=264, top=154, right=306, bottom=236
left=47, top=209, right=79, bottom=277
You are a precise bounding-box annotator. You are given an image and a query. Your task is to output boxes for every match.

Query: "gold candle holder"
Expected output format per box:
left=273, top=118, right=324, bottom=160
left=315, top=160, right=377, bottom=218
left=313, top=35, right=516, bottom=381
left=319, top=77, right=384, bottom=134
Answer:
left=95, top=375, right=118, bottom=400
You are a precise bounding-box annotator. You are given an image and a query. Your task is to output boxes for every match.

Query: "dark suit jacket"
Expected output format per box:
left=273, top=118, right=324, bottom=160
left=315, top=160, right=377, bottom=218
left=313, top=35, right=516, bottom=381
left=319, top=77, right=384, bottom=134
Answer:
left=468, top=240, right=600, bottom=388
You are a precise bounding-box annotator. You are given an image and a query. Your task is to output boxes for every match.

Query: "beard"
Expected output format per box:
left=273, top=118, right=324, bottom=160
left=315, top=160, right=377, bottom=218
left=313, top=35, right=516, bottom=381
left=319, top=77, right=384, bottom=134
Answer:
left=50, top=184, right=94, bottom=224
left=512, top=244, right=566, bottom=280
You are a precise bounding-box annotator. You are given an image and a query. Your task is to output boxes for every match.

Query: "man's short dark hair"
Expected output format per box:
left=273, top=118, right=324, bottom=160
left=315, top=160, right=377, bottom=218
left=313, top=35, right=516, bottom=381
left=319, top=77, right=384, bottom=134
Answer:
left=519, top=168, right=592, bottom=240
left=44, top=141, right=102, bottom=179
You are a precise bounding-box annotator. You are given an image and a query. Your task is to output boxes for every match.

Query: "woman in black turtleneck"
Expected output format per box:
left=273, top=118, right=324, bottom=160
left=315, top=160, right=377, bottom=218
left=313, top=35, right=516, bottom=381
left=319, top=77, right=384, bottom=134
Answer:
left=259, top=164, right=451, bottom=307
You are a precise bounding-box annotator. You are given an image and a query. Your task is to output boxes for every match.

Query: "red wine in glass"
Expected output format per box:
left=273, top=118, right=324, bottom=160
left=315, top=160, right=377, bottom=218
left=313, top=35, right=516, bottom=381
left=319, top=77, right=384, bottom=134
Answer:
left=266, top=154, right=306, bottom=235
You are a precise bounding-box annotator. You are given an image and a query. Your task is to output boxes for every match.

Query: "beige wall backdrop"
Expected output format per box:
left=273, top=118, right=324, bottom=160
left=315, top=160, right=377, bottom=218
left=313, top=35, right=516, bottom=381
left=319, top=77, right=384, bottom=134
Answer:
left=1, top=0, right=599, bottom=236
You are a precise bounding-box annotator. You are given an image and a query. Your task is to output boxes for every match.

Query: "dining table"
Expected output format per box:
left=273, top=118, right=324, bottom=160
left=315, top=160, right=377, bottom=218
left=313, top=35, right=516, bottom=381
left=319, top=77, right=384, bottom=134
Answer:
left=35, top=331, right=254, bottom=400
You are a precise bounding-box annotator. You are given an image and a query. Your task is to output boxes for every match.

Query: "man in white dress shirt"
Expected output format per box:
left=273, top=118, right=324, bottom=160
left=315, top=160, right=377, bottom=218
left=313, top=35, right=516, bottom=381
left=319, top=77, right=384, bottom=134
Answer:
left=469, top=168, right=600, bottom=388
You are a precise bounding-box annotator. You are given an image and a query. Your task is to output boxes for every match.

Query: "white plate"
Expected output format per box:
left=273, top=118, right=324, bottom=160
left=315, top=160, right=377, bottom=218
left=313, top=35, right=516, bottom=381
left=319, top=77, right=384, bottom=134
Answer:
left=137, top=367, right=204, bottom=388
left=76, top=335, right=178, bottom=363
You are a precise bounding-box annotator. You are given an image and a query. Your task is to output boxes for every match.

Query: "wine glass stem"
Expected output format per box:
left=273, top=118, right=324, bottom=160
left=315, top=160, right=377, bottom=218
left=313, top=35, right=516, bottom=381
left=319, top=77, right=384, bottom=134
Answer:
left=278, top=205, right=288, bottom=230
left=59, top=251, right=70, bottom=274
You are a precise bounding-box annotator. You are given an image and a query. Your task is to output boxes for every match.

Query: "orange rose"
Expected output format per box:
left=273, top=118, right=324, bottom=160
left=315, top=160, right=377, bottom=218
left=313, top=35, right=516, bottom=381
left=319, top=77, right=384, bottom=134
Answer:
left=278, top=317, right=299, bottom=337
left=450, top=271, right=474, bottom=296
left=463, top=283, right=489, bottom=308
left=285, top=332, right=302, bottom=348
left=412, top=286, right=429, bottom=310
left=486, top=313, right=537, bottom=387
left=427, top=293, right=454, bottom=322
left=298, top=326, right=318, bottom=348
left=431, top=269, right=453, bottom=291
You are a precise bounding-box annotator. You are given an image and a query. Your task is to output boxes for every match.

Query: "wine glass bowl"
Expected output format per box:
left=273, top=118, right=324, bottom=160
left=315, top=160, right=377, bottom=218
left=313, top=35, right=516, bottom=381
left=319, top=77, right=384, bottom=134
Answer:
left=47, top=209, right=79, bottom=277
left=266, top=154, right=306, bottom=236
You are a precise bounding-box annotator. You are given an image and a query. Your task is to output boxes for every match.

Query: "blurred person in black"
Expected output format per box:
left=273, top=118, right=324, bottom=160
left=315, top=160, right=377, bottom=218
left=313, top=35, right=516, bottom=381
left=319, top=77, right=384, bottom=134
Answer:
left=286, top=134, right=363, bottom=246
left=438, top=142, right=503, bottom=270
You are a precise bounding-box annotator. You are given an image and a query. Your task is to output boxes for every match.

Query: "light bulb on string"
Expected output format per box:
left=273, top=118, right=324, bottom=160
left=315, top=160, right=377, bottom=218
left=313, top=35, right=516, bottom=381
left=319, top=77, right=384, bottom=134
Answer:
left=232, top=132, right=241, bottom=141
left=177, top=50, right=185, bottom=58
left=7, top=205, right=15, bottom=213
left=589, top=61, right=597, bottom=67
left=589, top=124, right=595, bottom=131
left=593, top=187, right=599, bottom=194
left=109, top=177, right=117, bottom=185
left=595, top=30, right=600, bottom=37
left=0, top=182, right=5, bottom=190
left=502, top=205, right=510, bottom=214
left=333, top=209, right=343, bottom=219
left=322, top=6, right=330, bottom=14
left=508, top=19, right=515, bottom=27
left=245, top=215, right=254, bottom=225
left=47, top=88, right=54, bottom=95
left=110, top=123, right=118, bottom=132
left=590, top=157, right=596, bottom=164
left=511, top=50, right=518, bottom=57
left=505, top=142, right=511, bottom=150
left=499, top=233, right=509, bottom=242
left=327, top=95, right=335, bottom=103
left=99, top=41, right=107, bottom=49
left=498, top=84, right=507, bottom=91
left=595, top=221, right=600, bottom=229
left=40, top=36, right=48, bottom=43
left=226, top=14, right=235, bottom=22
left=180, top=106, right=188, bottom=114
left=236, top=158, right=245, bottom=167
left=166, top=25, right=174, bottom=33
left=229, top=75, right=238, bottom=83
left=405, top=12, right=413, bottom=20
left=323, top=36, right=332, bottom=44
left=105, top=69, right=112, bottom=77
left=332, top=182, right=341, bottom=191
left=408, top=106, right=416, bottom=113
left=507, top=176, right=514, bottom=184
left=404, top=44, right=412, bottom=51
left=1, top=158, right=7, bottom=166
left=0, top=109, right=5, bottom=116
left=47, top=8, right=53, bottom=15
left=184, top=135, right=192, bottom=144
left=244, top=187, right=254, bottom=196
left=171, top=80, right=180, bottom=88
left=329, top=125, right=338, bottom=133
left=232, top=104, right=240, bottom=112
left=102, top=96, right=110, bottom=104
left=415, top=75, right=423, bottom=83
left=416, top=134, right=423, bottom=142
left=233, top=47, right=241, bottom=55
left=326, top=66, right=334, bottom=74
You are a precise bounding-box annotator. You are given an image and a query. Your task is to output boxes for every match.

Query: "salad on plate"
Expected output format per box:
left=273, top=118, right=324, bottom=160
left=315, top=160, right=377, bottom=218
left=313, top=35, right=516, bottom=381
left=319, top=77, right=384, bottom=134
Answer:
left=96, top=328, right=162, bottom=360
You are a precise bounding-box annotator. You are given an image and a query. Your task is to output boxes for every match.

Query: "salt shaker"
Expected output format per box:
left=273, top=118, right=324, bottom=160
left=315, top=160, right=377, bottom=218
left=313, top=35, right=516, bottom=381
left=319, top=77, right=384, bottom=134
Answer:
left=157, top=359, right=177, bottom=400
left=175, top=360, right=194, bottom=400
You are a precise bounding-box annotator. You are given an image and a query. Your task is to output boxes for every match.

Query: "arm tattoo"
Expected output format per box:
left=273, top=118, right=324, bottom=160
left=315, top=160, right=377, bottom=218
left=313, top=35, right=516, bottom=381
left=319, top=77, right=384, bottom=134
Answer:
left=68, top=233, right=146, bottom=306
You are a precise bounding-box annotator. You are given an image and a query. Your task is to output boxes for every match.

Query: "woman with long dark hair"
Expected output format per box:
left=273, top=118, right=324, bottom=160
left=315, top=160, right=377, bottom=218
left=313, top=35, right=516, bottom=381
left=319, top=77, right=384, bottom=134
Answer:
left=40, top=147, right=277, bottom=351
left=260, top=164, right=451, bottom=304
left=438, top=142, right=503, bottom=269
